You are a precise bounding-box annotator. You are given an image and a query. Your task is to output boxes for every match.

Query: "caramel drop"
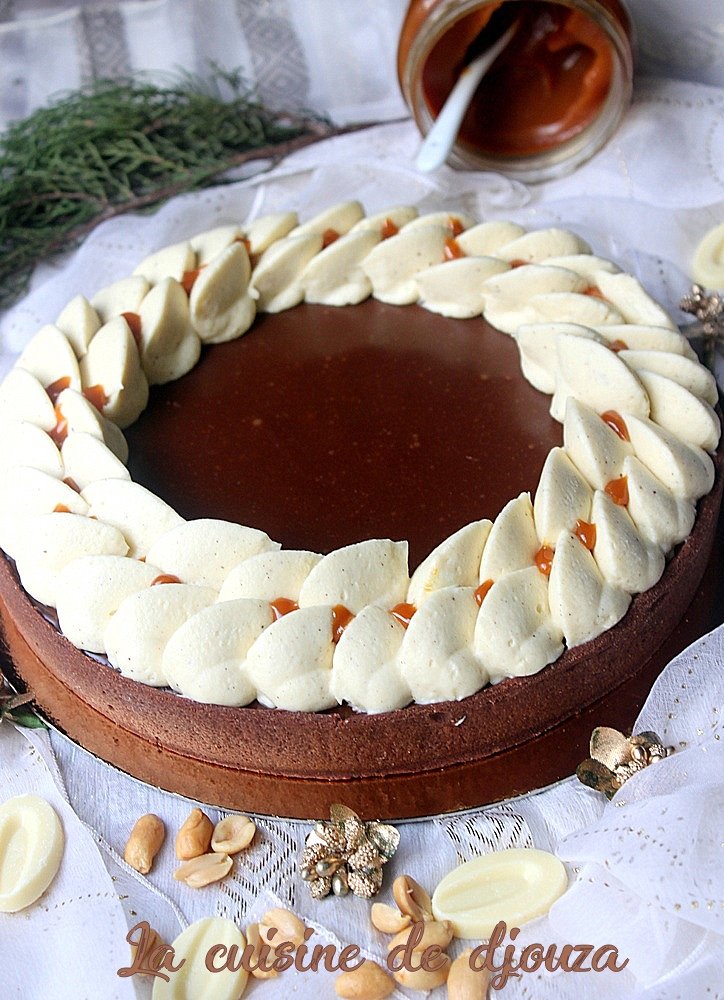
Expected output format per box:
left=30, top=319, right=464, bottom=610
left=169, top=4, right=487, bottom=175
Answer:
left=448, top=216, right=464, bottom=237
left=46, top=376, right=71, bottom=404
left=601, top=410, right=630, bottom=442
left=82, top=384, right=108, bottom=412
left=474, top=579, right=494, bottom=606
left=535, top=544, right=555, bottom=577
left=608, top=339, right=628, bottom=353
left=331, top=604, right=354, bottom=643
left=49, top=405, right=68, bottom=447
left=574, top=519, right=596, bottom=550
left=270, top=597, right=299, bottom=620
left=605, top=476, right=629, bottom=506
left=443, top=237, right=465, bottom=261
left=390, top=602, right=417, bottom=628
left=63, top=477, right=81, bottom=493
left=53, top=504, right=70, bottom=514
left=151, top=574, right=182, bottom=586
left=380, top=218, right=399, bottom=239
left=583, top=285, right=605, bottom=299
left=181, top=266, right=205, bottom=295
left=121, top=312, right=142, bottom=348
left=321, top=228, right=340, bottom=249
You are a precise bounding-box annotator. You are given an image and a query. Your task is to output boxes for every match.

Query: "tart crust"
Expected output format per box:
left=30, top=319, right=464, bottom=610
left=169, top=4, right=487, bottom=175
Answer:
left=1, top=445, right=720, bottom=819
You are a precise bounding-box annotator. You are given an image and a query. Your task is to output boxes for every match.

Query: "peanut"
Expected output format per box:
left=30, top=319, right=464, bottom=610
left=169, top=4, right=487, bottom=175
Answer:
left=335, top=959, right=395, bottom=999
left=173, top=851, right=232, bottom=888
left=392, top=874, right=433, bottom=922
left=245, top=923, right=278, bottom=980
left=447, top=949, right=490, bottom=999
left=175, top=808, right=214, bottom=860
left=124, top=814, right=165, bottom=875
left=211, top=814, right=256, bottom=855
left=259, top=907, right=306, bottom=948
left=393, top=954, right=451, bottom=990
left=388, top=919, right=454, bottom=954
left=370, top=901, right=412, bottom=934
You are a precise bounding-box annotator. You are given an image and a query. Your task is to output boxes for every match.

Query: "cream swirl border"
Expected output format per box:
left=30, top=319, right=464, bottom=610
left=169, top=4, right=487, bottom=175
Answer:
left=0, top=201, right=720, bottom=713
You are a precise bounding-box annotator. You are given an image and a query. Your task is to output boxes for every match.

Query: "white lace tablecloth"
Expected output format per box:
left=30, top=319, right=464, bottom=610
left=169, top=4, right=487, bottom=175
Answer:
left=0, top=4, right=723, bottom=995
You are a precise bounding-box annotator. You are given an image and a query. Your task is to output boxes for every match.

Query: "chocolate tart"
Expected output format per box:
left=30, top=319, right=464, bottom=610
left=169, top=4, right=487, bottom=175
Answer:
left=1, top=298, right=722, bottom=819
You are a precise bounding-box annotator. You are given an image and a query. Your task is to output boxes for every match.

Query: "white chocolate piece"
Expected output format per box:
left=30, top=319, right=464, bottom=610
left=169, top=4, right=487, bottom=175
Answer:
left=543, top=254, right=620, bottom=279
left=431, top=849, right=568, bottom=939
left=398, top=587, right=487, bottom=702
left=244, top=211, right=298, bottom=256
left=81, top=479, right=184, bottom=558
left=13, top=511, right=128, bottom=607
left=405, top=210, right=475, bottom=234
left=298, top=539, right=409, bottom=613
left=475, top=567, right=564, bottom=681
left=302, top=228, right=380, bottom=306
left=590, top=490, right=664, bottom=593
left=17, top=324, right=81, bottom=391
left=619, top=350, right=718, bottom=406
left=290, top=201, right=364, bottom=240
left=515, top=323, right=603, bottom=394
left=79, top=316, right=149, bottom=428
left=146, top=518, right=279, bottom=590
left=593, top=271, right=677, bottom=329
left=245, top=605, right=335, bottom=711
left=362, top=225, right=449, bottom=305
left=624, top=455, right=695, bottom=551
left=596, top=323, right=697, bottom=360
left=56, top=294, right=101, bottom=357
left=551, top=335, right=650, bottom=423
left=190, top=224, right=243, bottom=265
left=692, top=222, right=724, bottom=288
left=138, top=277, right=201, bottom=384
left=408, top=520, right=492, bottom=607
left=133, top=240, right=195, bottom=284
left=349, top=205, right=418, bottom=234
left=56, top=555, right=161, bottom=653
left=0, top=419, right=63, bottom=478
left=331, top=605, right=410, bottom=712
left=105, top=583, right=216, bottom=686
left=479, top=493, right=539, bottom=582
left=251, top=232, right=323, bottom=312
left=496, top=227, right=591, bottom=263
left=150, top=918, right=248, bottom=1000
left=218, top=549, right=322, bottom=603
left=0, top=368, right=56, bottom=430
left=548, top=530, right=630, bottom=647
left=163, top=598, right=273, bottom=705
left=635, top=370, right=720, bottom=453
left=481, top=266, right=588, bottom=334
left=91, top=275, right=149, bottom=323
left=563, top=398, right=632, bottom=491
left=456, top=220, right=525, bottom=256
left=61, top=431, right=129, bottom=489
left=534, top=447, right=592, bottom=544
left=189, top=242, right=256, bottom=344
left=624, top=414, right=714, bottom=501
left=0, top=795, right=64, bottom=913
left=416, top=257, right=509, bottom=318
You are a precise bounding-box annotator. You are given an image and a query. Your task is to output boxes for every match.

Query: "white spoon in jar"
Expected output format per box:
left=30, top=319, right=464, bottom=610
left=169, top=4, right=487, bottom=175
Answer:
left=415, top=18, right=519, bottom=173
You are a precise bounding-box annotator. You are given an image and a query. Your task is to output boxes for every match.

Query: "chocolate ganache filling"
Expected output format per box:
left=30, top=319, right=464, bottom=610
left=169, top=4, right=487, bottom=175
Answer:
left=125, top=300, right=561, bottom=567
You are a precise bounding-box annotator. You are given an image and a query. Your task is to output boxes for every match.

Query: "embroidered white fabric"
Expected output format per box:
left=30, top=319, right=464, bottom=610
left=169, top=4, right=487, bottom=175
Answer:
left=1, top=81, right=723, bottom=998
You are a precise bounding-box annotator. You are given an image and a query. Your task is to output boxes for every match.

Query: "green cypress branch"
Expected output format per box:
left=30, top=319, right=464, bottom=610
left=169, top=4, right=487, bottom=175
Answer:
left=0, top=68, right=381, bottom=309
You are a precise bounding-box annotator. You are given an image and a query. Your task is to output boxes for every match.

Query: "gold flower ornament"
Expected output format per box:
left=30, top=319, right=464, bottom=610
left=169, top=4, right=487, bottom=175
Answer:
left=576, top=726, right=674, bottom=799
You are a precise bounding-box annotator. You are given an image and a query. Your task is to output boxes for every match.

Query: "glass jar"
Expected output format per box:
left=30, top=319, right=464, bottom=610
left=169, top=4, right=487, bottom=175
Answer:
left=398, top=0, right=634, bottom=182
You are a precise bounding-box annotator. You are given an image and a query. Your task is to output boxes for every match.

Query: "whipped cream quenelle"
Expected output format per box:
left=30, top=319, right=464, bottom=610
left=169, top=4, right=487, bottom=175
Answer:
left=0, top=203, right=720, bottom=713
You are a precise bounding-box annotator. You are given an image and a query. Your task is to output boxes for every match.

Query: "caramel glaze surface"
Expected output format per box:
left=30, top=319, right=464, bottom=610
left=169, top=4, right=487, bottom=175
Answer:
left=125, top=301, right=561, bottom=569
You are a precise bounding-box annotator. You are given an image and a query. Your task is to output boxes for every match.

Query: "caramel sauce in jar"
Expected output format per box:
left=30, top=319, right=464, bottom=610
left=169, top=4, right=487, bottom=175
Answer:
left=398, top=0, right=633, bottom=181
